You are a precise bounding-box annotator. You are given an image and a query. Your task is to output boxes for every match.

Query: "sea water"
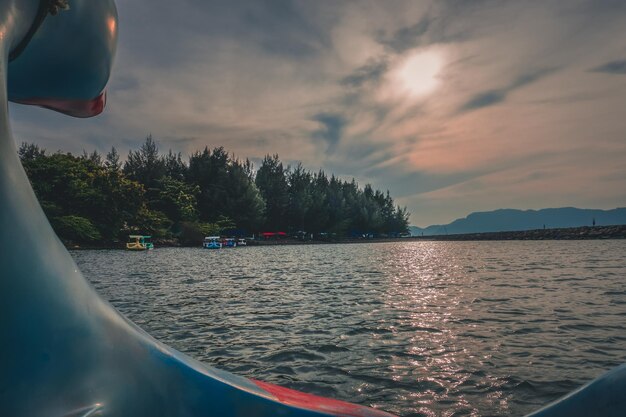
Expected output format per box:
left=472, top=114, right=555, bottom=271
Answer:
left=72, top=240, right=626, bottom=416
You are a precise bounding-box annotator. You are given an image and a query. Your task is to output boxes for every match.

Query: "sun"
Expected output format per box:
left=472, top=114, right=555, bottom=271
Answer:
left=394, top=49, right=443, bottom=98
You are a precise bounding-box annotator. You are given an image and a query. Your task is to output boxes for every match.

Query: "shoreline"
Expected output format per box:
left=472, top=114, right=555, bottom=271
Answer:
left=407, top=224, right=626, bottom=241
left=66, top=224, right=626, bottom=250
left=248, top=224, right=626, bottom=245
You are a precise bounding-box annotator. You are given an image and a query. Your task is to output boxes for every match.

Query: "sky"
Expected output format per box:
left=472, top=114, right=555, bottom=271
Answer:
left=9, top=0, right=626, bottom=226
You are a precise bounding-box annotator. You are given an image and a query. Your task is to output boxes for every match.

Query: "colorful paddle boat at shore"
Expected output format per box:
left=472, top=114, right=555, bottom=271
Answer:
left=223, top=237, right=237, bottom=248
left=1, top=1, right=626, bottom=417
left=203, top=236, right=222, bottom=249
left=126, top=235, right=154, bottom=251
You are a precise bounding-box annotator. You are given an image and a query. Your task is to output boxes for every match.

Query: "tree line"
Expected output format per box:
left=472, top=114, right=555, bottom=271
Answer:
left=19, top=135, right=410, bottom=245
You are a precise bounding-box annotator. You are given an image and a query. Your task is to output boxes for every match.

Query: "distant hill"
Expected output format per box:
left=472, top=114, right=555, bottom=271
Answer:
left=410, top=207, right=626, bottom=236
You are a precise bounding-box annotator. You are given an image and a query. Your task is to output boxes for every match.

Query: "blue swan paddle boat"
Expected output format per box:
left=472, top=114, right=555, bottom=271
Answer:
left=203, top=236, right=222, bottom=249
left=0, top=1, right=625, bottom=416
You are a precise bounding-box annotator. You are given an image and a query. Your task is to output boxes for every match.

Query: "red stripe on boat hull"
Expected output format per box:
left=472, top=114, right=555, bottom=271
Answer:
left=12, top=92, right=106, bottom=118
left=252, top=379, right=397, bottom=417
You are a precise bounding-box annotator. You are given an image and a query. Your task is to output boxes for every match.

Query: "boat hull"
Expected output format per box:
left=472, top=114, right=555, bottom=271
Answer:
left=203, top=244, right=222, bottom=249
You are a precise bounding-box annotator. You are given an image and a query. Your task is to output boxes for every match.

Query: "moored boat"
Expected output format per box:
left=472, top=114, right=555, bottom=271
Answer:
left=223, top=237, right=237, bottom=248
left=126, top=235, right=154, bottom=251
left=203, top=236, right=222, bottom=249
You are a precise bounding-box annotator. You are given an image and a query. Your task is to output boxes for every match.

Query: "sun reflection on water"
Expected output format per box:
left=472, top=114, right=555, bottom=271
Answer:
left=74, top=240, right=626, bottom=416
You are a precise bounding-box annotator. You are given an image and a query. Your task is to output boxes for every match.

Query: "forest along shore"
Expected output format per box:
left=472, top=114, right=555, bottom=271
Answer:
left=20, top=138, right=410, bottom=248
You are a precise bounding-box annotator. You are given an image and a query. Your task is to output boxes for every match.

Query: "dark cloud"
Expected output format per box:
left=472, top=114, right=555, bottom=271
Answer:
left=241, top=0, right=333, bottom=58
left=311, top=113, right=346, bottom=154
left=460, top=90, right=506, bottom=112
left=590, top=60, right=626, bottom=74
left=339, top=141, right=394, bottom=168
left=575, top=0, right=626, bottom=16
left=460, top=68, right=557, bottom=112
left=117, top=0, right=333, bottom=66
left=340, top=59, right=388, bottom=88
left=377, top=17, right=431, bottom=53
left=511, top=67, right=558, bottom=88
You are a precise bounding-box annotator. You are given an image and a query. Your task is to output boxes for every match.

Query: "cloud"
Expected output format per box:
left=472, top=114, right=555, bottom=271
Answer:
left=311, top=113, right=347, bottom=154
left=10, top=0, right=626, bottom=226
left=340, top=59, right=388, bottom=88
left=241, top=0, right=332, bottom=58
left=459, top=90, right=506, bottom=112
left=459, top=68, right=557, bottom=112
left=377, top=17, right=431, bottom=53
left=590, top=59, right=626, bottom=74
left=510, top=67, right=558, bottom=88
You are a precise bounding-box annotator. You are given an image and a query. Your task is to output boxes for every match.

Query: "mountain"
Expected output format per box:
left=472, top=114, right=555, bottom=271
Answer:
left=410, top=207, right=626, bottom=236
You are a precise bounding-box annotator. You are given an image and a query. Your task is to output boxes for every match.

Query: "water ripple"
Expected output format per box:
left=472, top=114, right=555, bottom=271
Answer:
left=72, top=240, right=626, bottom=416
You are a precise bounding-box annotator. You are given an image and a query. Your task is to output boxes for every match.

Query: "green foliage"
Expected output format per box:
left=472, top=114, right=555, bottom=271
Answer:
left=178, top=221, right=228, bottom=246
left=197, top=222, right=222, bottom=237
left=153, top=177, right=199, bottom=223
left=187, top=147, right=265, bottom=230
left=18, top=142, right=46, bottom=161
left=123, top=134, right=165, bottom=188
left=178, top=222, right=208, bottom=246
left=129, top=208, right=172, bottom=237
left=255, top=154, right=289, bottom=230
left=215, top=215, right=236, bottom=232
left=51, top=215, right=101, bottom=243
left=20, top=136, right=409, bottom=246
left=21, top=148, right=146, bottom=243
left=105, top=147, right=121, bottom=171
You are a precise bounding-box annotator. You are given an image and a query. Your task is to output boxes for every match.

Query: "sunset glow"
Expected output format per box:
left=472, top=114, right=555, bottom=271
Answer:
left=393, top=49, right=443, bottom=98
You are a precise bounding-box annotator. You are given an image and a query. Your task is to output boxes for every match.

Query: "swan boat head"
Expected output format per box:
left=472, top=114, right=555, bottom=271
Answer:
left=7, top=0, right=117, bottom=117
